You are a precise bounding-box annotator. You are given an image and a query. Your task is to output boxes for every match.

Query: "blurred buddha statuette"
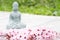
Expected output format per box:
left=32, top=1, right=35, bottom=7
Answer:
left=7, top=2, right=26, bottom=29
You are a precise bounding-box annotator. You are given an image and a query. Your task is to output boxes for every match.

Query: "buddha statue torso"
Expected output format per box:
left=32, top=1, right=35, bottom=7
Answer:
left=10, top=11, right=21, bottom=23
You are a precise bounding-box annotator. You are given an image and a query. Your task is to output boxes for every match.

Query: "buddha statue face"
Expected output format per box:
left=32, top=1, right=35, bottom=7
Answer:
left=12, top=2, right=18, bottom=11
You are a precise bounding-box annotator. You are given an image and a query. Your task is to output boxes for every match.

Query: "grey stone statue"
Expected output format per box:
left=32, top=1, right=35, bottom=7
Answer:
left=7, top=2, right=26, bottom=29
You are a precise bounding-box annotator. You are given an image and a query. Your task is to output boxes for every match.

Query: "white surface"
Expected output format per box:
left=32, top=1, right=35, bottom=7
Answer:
left=0, top=11, right=60, bottom=32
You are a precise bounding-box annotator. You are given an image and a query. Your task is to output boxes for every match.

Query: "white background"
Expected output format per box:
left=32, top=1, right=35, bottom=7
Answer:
left=0, top=11, right=60, bottom=32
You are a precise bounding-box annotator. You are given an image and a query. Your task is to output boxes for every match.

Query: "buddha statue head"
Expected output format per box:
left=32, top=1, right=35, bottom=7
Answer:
left=12, top=1, right=19, bottom=11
